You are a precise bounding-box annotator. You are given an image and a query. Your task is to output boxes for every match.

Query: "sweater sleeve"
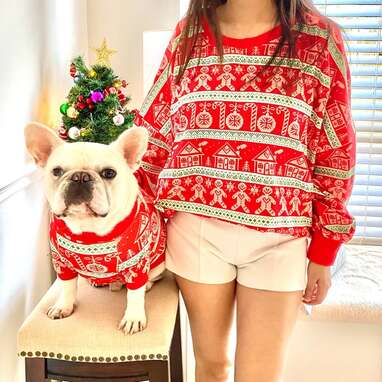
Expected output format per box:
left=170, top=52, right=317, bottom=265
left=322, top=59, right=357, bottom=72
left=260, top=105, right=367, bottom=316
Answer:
left=134, top=23, right=181, bottom=199
left=307, top=27, right=357, bottom=266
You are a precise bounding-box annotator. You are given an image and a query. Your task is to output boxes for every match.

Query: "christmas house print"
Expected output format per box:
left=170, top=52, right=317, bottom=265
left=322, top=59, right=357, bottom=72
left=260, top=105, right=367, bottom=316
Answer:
left=153, top=94, right=170, bottom=126
left=285, top=156, right=309, bottom=181
left=194, top=36, right=209, bottom=58
left=252, top=147, right=277, bottom=175
left=303, top=39, right=325, bottom=66
left=327, top=149, right=351, bottom=171
left=323, top=209, right=346, bottom=225
left=326, top=101, right=349, bottom=140
left=177, top=143, right=204, bottom=168
left=265, top=39, right=289, bottom=57
left=213, top=143, right=241, bottom=170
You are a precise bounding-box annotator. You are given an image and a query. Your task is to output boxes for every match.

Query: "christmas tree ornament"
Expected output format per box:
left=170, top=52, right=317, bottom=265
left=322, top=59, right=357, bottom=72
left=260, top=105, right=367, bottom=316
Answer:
left=90, top=90, right=104, bottom=103
left=113, top=80, right=122, bottom=89
left=122, top=80, right=128, bottom=88
left=68, top=126, right=80, bottom=140
left=80, top=128, right=91, bottom=137
left=60, top=103, right=69, bottom=115
left=77, top=103, right=87, bottom=110
left=113, top=114, right=125, bottom=126
left=58, top=126, right=68, bottom=139
left=70, top=64, right=76, bottom=78
left=109, top=87, right=117, bottom=94
left=93, top=38, right=117, bottom=67
left=74, top=75, right=81, bottom=84
left=67, top=106, right=79, bottom=119
left=88, top=69, right=97, bottom=78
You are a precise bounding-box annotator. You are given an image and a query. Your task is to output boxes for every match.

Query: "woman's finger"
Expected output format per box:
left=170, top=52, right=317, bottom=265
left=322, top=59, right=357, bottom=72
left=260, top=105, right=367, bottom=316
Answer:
left=302, top=280, right=317, bottom=303
left=309, top=279, right=331, bottom=305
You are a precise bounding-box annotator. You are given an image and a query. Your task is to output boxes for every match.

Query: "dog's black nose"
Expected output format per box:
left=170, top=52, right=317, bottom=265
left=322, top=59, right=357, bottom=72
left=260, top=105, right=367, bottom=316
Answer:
left=70, top=171, right=94, bottom=183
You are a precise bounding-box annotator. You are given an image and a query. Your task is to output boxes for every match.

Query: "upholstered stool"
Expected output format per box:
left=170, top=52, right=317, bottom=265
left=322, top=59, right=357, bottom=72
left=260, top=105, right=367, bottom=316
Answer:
left=17, top=271, right=183, bottom=381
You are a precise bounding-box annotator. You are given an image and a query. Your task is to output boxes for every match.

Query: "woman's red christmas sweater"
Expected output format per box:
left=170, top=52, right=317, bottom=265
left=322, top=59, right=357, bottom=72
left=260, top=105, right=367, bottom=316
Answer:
left=134, top=11, right=356, bottom=266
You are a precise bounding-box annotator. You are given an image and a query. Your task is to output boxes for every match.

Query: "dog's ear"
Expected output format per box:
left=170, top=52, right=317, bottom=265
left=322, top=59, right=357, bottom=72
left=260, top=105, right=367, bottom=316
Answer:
left=25, top=122, right=64, bottom=167
left=111, top=126, right=149, bottom=172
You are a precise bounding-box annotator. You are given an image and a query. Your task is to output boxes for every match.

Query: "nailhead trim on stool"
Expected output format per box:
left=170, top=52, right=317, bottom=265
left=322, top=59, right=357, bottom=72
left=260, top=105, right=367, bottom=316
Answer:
left=17, top=273, right=180, bottom=365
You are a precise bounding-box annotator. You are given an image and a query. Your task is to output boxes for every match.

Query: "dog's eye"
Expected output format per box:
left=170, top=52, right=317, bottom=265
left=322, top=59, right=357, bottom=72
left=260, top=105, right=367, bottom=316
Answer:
left=52, top=167, right=64, bottom=177
left=101, top=168, right=117, bottom=179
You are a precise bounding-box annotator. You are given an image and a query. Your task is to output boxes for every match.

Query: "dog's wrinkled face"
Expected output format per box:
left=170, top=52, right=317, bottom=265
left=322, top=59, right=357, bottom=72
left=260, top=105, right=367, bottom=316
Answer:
left=25, top=122, right=149, bottom=226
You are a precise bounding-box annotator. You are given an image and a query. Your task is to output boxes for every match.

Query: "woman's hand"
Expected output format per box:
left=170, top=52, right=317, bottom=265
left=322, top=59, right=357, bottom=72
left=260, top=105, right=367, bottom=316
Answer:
left=302, top=261, right=332, bottom=305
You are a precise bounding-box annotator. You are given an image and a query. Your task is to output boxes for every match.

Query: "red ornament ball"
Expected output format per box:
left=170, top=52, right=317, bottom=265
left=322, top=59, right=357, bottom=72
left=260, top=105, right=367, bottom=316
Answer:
left=122, top=80, right=127, bottom=87
left=58, top=126, right=68, bottom=139
left=70, top=64, right=76, bottom=78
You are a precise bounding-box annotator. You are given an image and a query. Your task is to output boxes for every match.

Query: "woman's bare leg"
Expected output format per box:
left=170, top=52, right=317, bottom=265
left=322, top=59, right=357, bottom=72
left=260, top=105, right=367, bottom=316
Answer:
left=235, top=284, right=303, bottom=382
left=175, top=275, right=236, bottom=382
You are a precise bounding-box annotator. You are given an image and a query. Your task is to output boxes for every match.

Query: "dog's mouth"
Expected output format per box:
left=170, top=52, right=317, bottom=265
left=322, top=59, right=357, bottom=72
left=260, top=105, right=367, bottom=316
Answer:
left=55, top=203, right=108, bottom=219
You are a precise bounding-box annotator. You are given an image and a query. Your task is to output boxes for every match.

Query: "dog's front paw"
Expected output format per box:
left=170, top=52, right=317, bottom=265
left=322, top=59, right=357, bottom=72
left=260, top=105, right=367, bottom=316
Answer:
left=118, top=310, right=147, bottom=335
left=145, top=281, right=154, bottom=292
left=47, top=303, right=75, bottom=319
left=109, top=281, right=124, bottom=292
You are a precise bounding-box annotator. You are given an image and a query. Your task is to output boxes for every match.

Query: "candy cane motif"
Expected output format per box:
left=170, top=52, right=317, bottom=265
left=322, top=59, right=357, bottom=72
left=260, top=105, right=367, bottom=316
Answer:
left=243, top=103, right=258, bottom=131
left=300, top=116, right=308, bottom=144
left=276, top=106, right=290, bottom=136
left=69, top=252, right=87, bottom=271
left=186, top=103, right=196, bottom=130
left=212, top=101, right=226, bottom=129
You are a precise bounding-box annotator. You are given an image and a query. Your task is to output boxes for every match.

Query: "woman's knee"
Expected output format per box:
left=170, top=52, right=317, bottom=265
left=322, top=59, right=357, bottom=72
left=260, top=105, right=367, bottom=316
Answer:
left=195, top=353, right=232, bottom=381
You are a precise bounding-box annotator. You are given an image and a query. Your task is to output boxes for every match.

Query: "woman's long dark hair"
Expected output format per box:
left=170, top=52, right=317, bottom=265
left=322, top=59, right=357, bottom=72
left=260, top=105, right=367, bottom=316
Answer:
left=174, top=0, right=336, bottom=83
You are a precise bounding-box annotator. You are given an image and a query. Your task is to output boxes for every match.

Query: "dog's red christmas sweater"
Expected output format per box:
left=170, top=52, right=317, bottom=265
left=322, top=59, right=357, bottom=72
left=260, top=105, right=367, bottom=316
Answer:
left=49, top=191, right=166, bottom=290
left=134, top=11, right=356, bottom=266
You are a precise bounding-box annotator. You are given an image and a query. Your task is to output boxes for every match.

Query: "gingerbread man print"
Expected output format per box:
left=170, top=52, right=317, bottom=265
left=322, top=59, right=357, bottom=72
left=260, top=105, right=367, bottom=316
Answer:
left=190, top=176, right=207, bottom=203
left=289, top=189, right=301, bottom=214
left=167, top=179, right=186, bottom=200
left=210, top=179, right=227, bottom=208
left=240, top=66, right=261, bottom=91
left=265, top=67, right=287, bottom=94
left=328, top=180, right=346, bottom=200
left=180, top=69, right=192, bottom=94
left=194, top=66, right=212, bottom=91
left=291, top=74, right=307, bottom=101
left=279, top=187, right=289, bottom=215
left=232, top=183, right=251, bottom=212
left=255, top=186, right=276, bottom=216
left=216, top=65, right=236, bottom=91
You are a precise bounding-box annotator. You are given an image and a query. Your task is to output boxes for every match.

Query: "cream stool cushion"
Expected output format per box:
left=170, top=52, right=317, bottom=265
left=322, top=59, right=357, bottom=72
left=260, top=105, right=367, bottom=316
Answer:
left=17, top=271, right=179, bottom=363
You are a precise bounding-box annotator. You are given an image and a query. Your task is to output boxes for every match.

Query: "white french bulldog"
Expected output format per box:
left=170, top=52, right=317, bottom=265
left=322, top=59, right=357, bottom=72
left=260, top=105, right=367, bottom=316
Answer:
left=25, top=122, right=166, bottom=334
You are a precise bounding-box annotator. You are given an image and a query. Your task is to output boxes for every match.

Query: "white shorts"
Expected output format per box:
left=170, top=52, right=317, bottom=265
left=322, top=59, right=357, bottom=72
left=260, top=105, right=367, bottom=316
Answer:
left=165, top=211, right=309, bottom=292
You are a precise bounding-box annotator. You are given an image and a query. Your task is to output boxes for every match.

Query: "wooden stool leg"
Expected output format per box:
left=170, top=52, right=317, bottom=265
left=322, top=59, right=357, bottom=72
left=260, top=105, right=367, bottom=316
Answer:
left=25, top=358, right=46, bottom=382
left=148, top=361, right=169, bottom=381
left=170, top=304, right=184, bottom=382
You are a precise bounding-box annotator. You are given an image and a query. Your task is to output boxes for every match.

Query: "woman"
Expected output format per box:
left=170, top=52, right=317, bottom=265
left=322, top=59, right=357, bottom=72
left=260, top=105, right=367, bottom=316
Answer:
left=134, top=0, right=356, bottom=380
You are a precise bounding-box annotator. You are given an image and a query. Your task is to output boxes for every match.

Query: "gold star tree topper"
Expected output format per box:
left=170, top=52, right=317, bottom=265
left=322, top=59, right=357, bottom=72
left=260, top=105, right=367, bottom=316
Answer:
left=93, top=38, right=117, bottom=66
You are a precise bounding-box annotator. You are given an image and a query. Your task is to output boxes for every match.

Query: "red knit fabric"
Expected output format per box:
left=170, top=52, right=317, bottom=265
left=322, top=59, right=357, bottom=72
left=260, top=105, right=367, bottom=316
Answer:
left=49, top=191, right=166, bottom=290
left=134, top=12, right=356, bottom=266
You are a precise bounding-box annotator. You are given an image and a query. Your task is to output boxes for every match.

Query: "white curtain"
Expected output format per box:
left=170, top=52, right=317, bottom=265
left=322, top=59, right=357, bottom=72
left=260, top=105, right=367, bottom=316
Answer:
left=0, top=1, right=88, bottom=381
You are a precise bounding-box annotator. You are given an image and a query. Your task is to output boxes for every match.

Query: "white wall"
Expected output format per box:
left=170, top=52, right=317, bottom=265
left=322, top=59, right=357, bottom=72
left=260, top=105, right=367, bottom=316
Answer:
left=0, top=0, right=44, bottom=187
left=0, top=1, right=88, bottom=381
left=87, top=0, right=180, bottom=109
